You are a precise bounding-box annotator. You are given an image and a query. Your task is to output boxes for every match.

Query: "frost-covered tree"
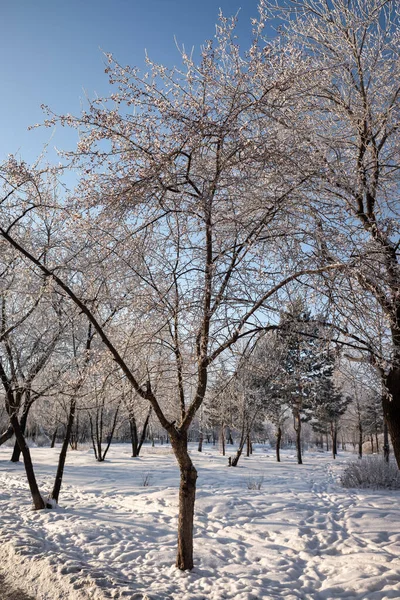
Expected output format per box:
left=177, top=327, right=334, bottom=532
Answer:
left=238, top=331, right=289, bottom=462
left=338, top=360, right=382, bottom=459
left=0, top=8, right=343, bottom=569
left=275, top=300, right=330, bottom=464
left=264, top=0, right=400, bottom=467
left=204, top=364, right=238, bottom=456
left=0, top=252, right=66, bottom=507
left=309, top=355, right=351, bottom=458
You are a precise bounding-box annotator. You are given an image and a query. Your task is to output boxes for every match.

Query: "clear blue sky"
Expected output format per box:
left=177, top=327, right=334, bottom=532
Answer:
left=1, top=0, right=263, bottom=165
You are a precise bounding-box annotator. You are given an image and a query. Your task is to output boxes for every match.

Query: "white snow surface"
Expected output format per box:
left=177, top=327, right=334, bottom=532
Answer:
left=0, top=444, right=399, bottom=600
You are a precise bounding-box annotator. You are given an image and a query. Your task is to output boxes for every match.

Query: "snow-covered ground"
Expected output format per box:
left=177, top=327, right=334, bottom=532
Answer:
left=0, top=443, right=399, bottom=600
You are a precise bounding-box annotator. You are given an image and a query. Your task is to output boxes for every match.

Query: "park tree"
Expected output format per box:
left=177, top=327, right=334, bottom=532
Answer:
left=337, top=359, right=381, bottom=458
left=276, top=299, right=330, bottom=464
left=309, top=355, right=351, bottom=458
left=0, top=245, right=66, bottom=507
left=238, top=331, right=289, bottom=462
left=227, top=365, right=266, bottom=467
left=204, top=364, right=238, bottom=456
left=265, top=0, right=400, bottom=466
left=123, top=388, right=152, bottom=458
left=0, top=13, right=344, bottom=570
left=86, top=363, right=124, bottom=462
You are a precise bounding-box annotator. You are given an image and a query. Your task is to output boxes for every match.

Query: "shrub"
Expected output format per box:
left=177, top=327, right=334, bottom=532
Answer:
left=141, top=472, right=153, bottom=487
left=340, top=456, right=400, bottom=490
left=246, top=476, right=264, bottom=490
left=34, top=434, right=51, bottom=447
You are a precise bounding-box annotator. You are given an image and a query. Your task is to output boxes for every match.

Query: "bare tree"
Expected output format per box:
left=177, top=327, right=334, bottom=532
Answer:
left=0, top=14, right=343, bottom=569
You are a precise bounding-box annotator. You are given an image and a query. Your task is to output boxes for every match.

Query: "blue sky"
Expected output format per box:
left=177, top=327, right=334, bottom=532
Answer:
left=1, top=0, right=263, bottom=165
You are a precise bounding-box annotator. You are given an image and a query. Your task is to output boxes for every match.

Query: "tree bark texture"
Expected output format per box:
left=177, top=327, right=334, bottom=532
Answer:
left=358, top=423, right=363, bottom=459
left=276, top=426, right=282, bottom=462
left=331, top=422, right=337, bottom=459
left=170, top=432, right=197, bottom=570
left=294, top=409, right=302, bottom=465
left=51, top=399, right=76, bottom=503
left=10, top=414, right=46, bottom=510
left=220, top=423, right=225, bottom=456
left=383, top=368, right=400, bottom=468
left=129, top=416, right=139, bottom=457
left=11, top=400, right=32, bottom=462
left=383, top=418, right=390, bottom=463
left=50, top=427, right=58, bottom=448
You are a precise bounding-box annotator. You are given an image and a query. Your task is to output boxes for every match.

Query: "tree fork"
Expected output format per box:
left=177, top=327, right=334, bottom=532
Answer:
left=11, top=401, right=32, bottom=462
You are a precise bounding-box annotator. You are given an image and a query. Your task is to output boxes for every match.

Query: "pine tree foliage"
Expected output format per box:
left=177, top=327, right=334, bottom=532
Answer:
left=308, top=354, right=351, bottom=458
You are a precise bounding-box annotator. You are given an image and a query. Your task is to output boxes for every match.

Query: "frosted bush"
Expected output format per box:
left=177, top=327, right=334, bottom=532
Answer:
left=3, top=437, right=15, bottom=448
left=246, top=476, right=264, bottom=490
left=35, top=435, right=51, bottom=447
left=76, top=443, right=91, bottom=451
left=141, top=472, right=153, bottom=487
left=340, top=456, right=400, bottom=490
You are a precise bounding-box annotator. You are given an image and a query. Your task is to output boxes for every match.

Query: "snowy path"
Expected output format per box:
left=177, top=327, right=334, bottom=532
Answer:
left=0, top=445, right=399, bottom=599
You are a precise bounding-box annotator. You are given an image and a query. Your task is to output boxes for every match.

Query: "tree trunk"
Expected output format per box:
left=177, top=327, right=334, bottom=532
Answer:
left=358, top=421, right=364, bottom=458
left=129, top=415, right=139, bottom=457
left=170, top=432, right=197, bottom=571
left=293, top=409, right=302, bottom=465
left=137, top=407, right=152, bottom=456
left=231, top=417, right=246, bottom=467
left=89, top=414, right=98, bottom=460
left=197, top=431, right=203, bottom=452
left=331, top=422, right=337, bottom=459
left=96, top=406, right=103, bottom=461
left=246, top=434, right=251, bottom=457
left=231, top=445, right=244, bottom=467
left=9, top=414, right=46, bottom=510
left=51, top=399, right=76, bottom=503
left=383, top=369, right=400, bottom=468
left=101, top=402, right=121, bottom=461
left=70, top=411, right=79, bottom=450
left=220, top=422, right=225, bottom=456
left=11, top=400, right=32, bottom=462
left=383, top=418, right=390, bottom=463
left=358, top=425, right=363, bottom=458
left=227, top=428, right=233, bottom=444
left=276, top=425, right=282, bottom=462
left=50, top=427, right=58, bottom=448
